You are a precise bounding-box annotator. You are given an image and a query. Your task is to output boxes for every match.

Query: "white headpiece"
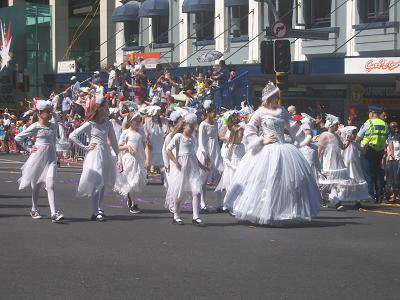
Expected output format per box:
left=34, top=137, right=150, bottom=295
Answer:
left=262, top=82, right=279, bottom=102
left=223, top=110, right=237, bottom=120
left=35, top=100, right=52, bottom=111
left=300, top=113, right=316, bottom=125
left=184, top=113, right=198, bottom=125
left=124, top=100, right=138, bottom=112
left=95, top=94, right=105, bottom=105
left=239, top=106, right=253, bottom=116
left=203, top=99, right=213, bottom=110
left=325, top=114, right=340, bottom=129
left=169, top=111, right=182, bottom=123
left=145, top=105, right=161, bottom=117
left=339, top=126, right=357, bottom=138
left=238, top=122, right=246, bottom=129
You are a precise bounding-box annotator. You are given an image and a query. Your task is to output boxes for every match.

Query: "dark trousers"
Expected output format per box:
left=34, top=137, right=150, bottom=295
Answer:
left=363, top=147, right=385, bottom=201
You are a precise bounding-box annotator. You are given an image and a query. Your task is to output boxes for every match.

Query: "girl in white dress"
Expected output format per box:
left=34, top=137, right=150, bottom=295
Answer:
left=339, top=126, right=372, bottom=206
left=69, top=95, right=121, bottom=222
left=299, top=113, right=321, bottom=183
left=15, top=100, right=64, bottom=223
left=317, top=114, right=349, bottom=211
left=224, top=82, right=321, bottom=225
left=166, top=113, right=208, bottom=226
left=217, top=124, right=246, bottom=196
left=114, top=112, right=148, bottom=214
left=162, top=110, right=183, bottom=211
left=143, top=106, right=168, bottom=175
left=196, top=100, right=223, bottom=212
left=386, top=129, right=400, bottom=202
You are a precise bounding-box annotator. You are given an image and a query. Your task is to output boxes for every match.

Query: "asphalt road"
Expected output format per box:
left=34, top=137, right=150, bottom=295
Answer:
left=0, top=154, right=400, bottom=300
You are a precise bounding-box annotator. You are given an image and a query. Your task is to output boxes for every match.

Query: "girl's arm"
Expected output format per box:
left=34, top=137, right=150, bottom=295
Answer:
left=15, top=123, right=38, bottom=143
left=68, top=122, right=91, bottom=149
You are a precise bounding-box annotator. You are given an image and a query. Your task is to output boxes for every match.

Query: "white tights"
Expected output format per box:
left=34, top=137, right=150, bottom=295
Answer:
left=200, top=183, right=222, bottom=209
left=91, top=187, right=105, bottom=215
left=174, top=193, right=200, bottom=220
left=31, top=177, right=56, bottom=215
left=128, top=190, right=136, bottom=206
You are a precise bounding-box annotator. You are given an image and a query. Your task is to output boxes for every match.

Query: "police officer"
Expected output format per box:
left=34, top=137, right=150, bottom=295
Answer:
left=356, top=106, right=388, bottom=202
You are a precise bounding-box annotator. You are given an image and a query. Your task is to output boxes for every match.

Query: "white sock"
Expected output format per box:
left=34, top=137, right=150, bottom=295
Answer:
left=192, top=194, right=200, bottom=220
left=173, top=200, right=181, bottom=220
left=31, top=182, right=40, bottom=212
left=45, top=177, right=56, bottom=215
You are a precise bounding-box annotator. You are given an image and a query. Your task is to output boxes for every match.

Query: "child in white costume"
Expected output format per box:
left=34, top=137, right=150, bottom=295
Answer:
left=15, top=100, right=64, bottom=223
left=224, top=82, right=321, bottom=225
left=69, top=95, right=121, bottom=222
left=318, top=114, right=349, bottom=211
left=339, top=126, right=371, bottom=205
left=196, top=100, right=223, bottom=211
left=166, top=113, right=208, bottom=226
left=217, top=124, right=246, bottom=194
left=114, top=112, right=148, bottom=214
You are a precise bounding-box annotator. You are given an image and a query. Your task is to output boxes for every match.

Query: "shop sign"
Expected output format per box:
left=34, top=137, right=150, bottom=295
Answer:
left=57, top=60, right=76, bottom=74
left=345, top=57, right=400, bottom=74
left=125, top=52, right=160, bottom=68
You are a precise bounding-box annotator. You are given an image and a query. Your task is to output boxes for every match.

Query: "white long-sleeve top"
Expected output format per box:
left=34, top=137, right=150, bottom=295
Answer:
left=15, top=122, right=57, bottom=146
left=162, top=132, right=173, bottom=166
left=119, top=128, right=146, bottom=155
left=69, top=120, right=119, bottom=156
left=167, top=133, right=197, bottom=157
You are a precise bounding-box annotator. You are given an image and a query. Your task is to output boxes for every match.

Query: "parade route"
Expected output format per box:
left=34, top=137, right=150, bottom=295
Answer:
left=0, top=155, right=399, bottom=300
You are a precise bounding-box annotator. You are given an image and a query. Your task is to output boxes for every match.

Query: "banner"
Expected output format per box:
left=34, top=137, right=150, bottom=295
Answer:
left=345, top=57, right=400, bottom=74
left=125, top=52, right=160, bottom=68
left=57, top=60, right=76, bottom=74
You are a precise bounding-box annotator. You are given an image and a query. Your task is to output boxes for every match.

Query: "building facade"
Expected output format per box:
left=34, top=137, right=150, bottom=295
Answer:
left=0, top=0, right=399, bottom=119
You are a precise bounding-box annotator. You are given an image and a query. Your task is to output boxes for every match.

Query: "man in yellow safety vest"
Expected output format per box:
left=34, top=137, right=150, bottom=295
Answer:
left=356, top=106, right=388, bottom=203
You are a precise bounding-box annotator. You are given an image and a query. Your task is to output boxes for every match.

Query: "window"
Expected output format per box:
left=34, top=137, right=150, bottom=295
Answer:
left=303, top=0, right=331, bottom=28
left=229, top=5, right=248, bottom=38
left=152, top=16, right=169, bottom=44
left=192, top=11, right=214, bottom=41
left=124, top=21, right=139, bottom=47
left=359, top=0, right=389, bottom=23
left=268, top=0, right=294, bottom=29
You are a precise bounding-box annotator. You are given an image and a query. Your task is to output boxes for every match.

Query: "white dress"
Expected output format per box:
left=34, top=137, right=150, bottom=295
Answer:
left=69, top=120, right=119, bottom=197
left=114, top=129, right=147, bottom=196
left=162, top=132, right=174, bottom=189
left=56, top=123, right=69, bottom=155
left=299, top=143, right=321, bottom=183
left=216, top=143, right=245, bottom=192
left=144, top=118, right=168, bottom=167
left=196, top=121, right=223, bottom=182
left=165, top=133, right=202, bottom=205
left=340, top=142, right=371, bottom=202
left=15, top=122, right=58, bottom=189
left=224, top=107, right=321, bottom=225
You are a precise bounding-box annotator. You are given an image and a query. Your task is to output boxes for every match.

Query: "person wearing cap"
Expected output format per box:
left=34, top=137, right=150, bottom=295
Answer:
left=15, top=100, right=64, bottom=223
left=61, top=91, right=72, bottom=121
left=356, top=106, right=388, bottom=202
left=71, top=76, right=80, bottom=100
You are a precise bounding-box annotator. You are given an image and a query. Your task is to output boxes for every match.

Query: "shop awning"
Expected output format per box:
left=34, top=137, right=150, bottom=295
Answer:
left=139, top=0, right=169, bottom=17
left=112, top=1, right=140, bottom=22
left=224, top=0, right=248, bottom=6
left=182, top=0, right=215, bottom=13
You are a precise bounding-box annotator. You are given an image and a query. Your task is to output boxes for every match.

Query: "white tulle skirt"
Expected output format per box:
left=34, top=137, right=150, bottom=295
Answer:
left=224, top=142, right=321, bottom=225
left=77, top=144, right=116, bottom=197
left=18, top=144, right=57, bottom=190
left=165, top=154, right=202, bottom=205
left=114, top=152, right=147, bottom=196
left=299, top=144, right=320, bottom=183
left=319, top=144, right=348, bottom=185
left=215, top=157, right=240, bottom=192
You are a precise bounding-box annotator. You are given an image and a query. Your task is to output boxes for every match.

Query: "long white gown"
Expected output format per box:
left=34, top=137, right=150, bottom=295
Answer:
left=224, top=107, right=321, bottom=225
left=144, top=118, right=168, bottom=167
left=196, top=121, right=223, bottom=183
left=114, top=129, right=147, bottom=196
left=69, top=120, right=119, bottom=197
left=15, top=122, right=58, bottom=190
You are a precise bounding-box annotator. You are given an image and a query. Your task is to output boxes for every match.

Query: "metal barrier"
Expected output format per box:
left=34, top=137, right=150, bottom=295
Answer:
left=214, top=71, right=251, bottom=109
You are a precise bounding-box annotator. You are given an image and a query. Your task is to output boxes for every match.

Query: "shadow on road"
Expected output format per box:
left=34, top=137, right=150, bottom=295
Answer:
left=0, top=195, right=46, bottom=199
left=0, top=203, right=47, bottom=208
left=65, top=214, right=170, bottom=223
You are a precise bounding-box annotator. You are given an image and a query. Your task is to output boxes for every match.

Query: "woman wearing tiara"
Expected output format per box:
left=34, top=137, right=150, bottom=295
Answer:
left=224, top=82, right=321, bottom=225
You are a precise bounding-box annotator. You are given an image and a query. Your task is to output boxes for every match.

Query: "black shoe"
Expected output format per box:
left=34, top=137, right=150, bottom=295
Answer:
left=98, top=210, right=106, bottom=217
left=192, top=218, right=206, bottom=227
left=200, top=208, right=209, bottom=214
left=335, top=203, right=345, bottom=211
left=129, top=204, right=141, bottom=214
left=90, top=213, right=106, bottom=222
left=353, top=202, right=362, bottom=210
left=216, top=206, right=228, bottom=213
left=172, top=218, right=184, bottom=225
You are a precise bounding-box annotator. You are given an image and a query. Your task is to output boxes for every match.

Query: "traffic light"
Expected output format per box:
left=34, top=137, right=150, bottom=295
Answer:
left=274, top=39, right=291, bottom=72
left=260, top=41, right=274, bottom=74
left=276, top=72, right=289, bottom=92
